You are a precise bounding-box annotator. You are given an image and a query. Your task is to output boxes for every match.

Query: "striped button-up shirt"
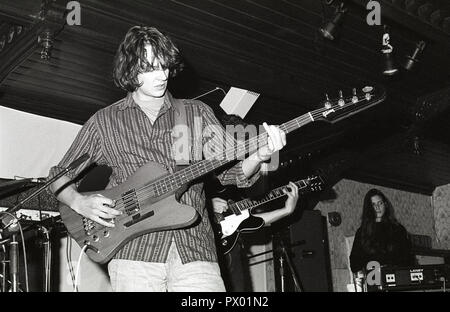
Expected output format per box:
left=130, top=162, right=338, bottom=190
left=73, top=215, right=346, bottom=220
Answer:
left=49, top=91, right=260, bottom=263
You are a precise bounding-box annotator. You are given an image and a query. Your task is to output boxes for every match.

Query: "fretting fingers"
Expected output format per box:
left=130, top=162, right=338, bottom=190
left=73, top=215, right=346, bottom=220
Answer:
left=263, top=122, right=286, bottom=153
left=262, top=122, right=275, bottom=152
left=283, top=182, right=299, bottom=203
left=289, top=182, right=298, bottom=195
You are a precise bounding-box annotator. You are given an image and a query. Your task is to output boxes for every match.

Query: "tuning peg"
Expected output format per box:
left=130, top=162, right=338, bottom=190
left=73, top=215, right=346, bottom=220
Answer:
left=324, top=93, right=332, bottom=109
left=338, top=90, right=345, bottom=107
left=351, top=88, right=358, bottom=103
left=363, top=86, right=373, bottom=101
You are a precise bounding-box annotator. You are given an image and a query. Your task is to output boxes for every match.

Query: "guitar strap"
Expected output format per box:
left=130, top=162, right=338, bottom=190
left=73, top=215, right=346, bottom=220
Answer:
left=172, top=98, right=203, bottom=167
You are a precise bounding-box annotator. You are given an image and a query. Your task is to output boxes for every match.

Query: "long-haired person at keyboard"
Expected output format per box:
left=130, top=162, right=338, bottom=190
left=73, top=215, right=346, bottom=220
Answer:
left=349, top=189, right=413, bottom=286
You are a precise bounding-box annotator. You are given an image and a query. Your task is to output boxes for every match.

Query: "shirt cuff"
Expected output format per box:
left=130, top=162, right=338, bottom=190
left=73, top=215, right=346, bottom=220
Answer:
left=45, top=165, right=79, bottom=197
left=234, top=160, right=262, bottom=188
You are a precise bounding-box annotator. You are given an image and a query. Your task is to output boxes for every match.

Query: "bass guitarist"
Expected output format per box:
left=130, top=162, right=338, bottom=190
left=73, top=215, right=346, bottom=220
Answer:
left=47, top=25, right=286, bottom=292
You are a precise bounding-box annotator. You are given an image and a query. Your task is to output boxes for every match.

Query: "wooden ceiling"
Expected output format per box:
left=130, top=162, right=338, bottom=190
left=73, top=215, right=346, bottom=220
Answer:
left=1, top=0, right=450, bottom=195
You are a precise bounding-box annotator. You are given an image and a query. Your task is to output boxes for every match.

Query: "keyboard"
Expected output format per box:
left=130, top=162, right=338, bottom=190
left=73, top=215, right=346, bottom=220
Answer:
left=368, top=264, right=450, bottom=292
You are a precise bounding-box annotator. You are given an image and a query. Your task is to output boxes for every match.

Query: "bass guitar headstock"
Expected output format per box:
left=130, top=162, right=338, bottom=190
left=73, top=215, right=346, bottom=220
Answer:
left=311, top=85, right=386, bottom=124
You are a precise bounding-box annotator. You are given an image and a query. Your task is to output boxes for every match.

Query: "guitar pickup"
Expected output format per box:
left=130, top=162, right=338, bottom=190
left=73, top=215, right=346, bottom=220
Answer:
left=124, top=210, right=155, bottom=227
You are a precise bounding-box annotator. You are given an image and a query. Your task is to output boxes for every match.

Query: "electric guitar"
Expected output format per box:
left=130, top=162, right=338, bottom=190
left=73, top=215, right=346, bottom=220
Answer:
left=59, top=85, right=386, bottom=263
left=215, top=175, right=324, bottom=255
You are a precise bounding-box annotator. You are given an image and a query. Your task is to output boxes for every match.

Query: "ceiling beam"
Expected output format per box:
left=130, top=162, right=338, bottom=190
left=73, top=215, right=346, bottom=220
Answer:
left=0, top=0, right=66, bottom=84
left=0, top=0, right=43, bottom=24
left=349, top=0, right=450, bottom=52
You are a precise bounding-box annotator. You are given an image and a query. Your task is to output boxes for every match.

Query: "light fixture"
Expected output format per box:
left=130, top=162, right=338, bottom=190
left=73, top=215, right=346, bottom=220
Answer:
left=381, top=26, right=398, bottom=76
left=38, top=30, right=54, bottom=60
left=319, top=2, right=347, bottom=41
left=404, top=40, right=426, bottom=71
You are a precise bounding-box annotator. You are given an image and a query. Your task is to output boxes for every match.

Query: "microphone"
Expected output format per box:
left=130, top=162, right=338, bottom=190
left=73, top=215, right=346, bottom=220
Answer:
left=0, top=153, right=90, bottom=229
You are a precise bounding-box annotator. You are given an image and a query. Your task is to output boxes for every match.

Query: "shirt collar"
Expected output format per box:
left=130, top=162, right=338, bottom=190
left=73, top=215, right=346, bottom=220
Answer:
left=118, top=91, right=177, bottom=114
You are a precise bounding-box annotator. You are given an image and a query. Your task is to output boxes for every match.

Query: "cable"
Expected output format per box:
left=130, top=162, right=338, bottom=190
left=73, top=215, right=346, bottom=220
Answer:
left=18, top=222, right=29, bottom=292
left=73, top=244, right=88, bottom=292
left=0, top=241, right=7, bottom=292
left=191, top=87, right=227, bottom=100
left=65, top=236, right=76, bottom=289
left=39, top=226, right=51, bottom=292
left=46, top=239, right=51, bottom=291
left=0, top=273, right=23, bottom=292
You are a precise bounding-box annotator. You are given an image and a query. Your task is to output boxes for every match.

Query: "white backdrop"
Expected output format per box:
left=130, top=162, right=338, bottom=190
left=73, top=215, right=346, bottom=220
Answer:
left=0, top=106, right=81, bottom=179
left=0, top=106, right=112, bottom=291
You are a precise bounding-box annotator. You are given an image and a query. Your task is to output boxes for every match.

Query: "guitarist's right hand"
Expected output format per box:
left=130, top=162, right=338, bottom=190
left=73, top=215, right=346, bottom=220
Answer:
left=72, top=193, right=122, bottom=227
left=211, top=197, right=228, bottom=213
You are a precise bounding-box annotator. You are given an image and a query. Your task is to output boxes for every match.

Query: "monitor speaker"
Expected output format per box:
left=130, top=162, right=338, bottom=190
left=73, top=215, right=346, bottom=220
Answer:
left=273, top=210, right=332, bottom=292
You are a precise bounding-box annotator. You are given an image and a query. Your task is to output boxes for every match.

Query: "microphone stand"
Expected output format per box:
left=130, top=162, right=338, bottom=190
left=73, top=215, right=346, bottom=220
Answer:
left=277, top=238, right=303, bottom=292
left=0, top=214, right=21, bottom=292
left=39, top=226, right=51, bottom=292
left=9, top=231, right=19, bottom=292
left=0, top=153, right=89, bottom=292
left=0, top=234, right=7, bottom=292
left=249, top=233, right=306, bottom=292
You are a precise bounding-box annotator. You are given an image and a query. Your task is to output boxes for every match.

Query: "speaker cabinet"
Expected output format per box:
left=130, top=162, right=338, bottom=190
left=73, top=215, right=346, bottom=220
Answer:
left=273, top=210, right=332, bottom=292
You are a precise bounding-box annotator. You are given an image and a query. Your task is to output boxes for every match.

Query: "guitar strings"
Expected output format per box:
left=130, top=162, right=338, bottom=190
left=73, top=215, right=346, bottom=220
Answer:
left=109, top=96, right=363, bottom=214
left=229, top=179, right=310, bottom=214
left=71, top=94, right=381, bottom=236
left=72, top=95, right=378, bottom=236
left=96, top=94, right=375, bottom=226
left=107, top=127, right=288, bottom=221
left=111, top=113, right=311, bottom=212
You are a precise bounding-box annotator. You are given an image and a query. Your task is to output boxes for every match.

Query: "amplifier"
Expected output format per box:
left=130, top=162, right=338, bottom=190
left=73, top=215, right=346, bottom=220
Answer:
left=0, top=206, right=59, bottom=222
left=374, top=264, right=450, bottom=292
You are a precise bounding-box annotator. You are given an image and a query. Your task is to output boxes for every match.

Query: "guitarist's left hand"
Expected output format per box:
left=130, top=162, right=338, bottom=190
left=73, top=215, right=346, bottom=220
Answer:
left=256, top=122, right=287, bottom=161
left=253, top=181, right=299, bottom=226
left=283, top=181, right=299, bottom=216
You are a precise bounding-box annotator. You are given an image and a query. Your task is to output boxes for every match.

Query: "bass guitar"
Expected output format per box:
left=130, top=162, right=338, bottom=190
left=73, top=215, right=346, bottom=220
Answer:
left=59, top=85, right=386, bottom=263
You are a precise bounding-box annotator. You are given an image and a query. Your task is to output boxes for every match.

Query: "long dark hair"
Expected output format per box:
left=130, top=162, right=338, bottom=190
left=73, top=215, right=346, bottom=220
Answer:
left=360, top=188, right=399, bottom=254
left=113, top=26, right=184, bottom=92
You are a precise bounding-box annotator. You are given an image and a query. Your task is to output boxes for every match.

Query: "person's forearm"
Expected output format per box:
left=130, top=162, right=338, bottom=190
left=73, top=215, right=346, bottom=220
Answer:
left=242, top=152, right=265, bottom=178
left=49, top=175, right=83, bottom=208
left=258, top=208, right=290, bottom=226
left=49, top=175, right=119, bottom=227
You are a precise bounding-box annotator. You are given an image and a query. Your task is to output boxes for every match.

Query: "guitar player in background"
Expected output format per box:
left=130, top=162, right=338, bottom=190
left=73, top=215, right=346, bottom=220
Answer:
left=210, top=181, right=299, bottom=292
left=212, top=181, right=299, bottom=226
left=206, top=113, right=300, bottom=291
left=47, top=25, right=287, bottom=292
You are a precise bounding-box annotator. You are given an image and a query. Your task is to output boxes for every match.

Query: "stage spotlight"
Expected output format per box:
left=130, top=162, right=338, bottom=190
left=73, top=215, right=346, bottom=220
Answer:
left=404, top=41, right=426, bottom=71
left=319, top=2, right=347, bottom=40
left=38, top=31, right=54, bottom=60
left=381, top=26, right=398, bottom=76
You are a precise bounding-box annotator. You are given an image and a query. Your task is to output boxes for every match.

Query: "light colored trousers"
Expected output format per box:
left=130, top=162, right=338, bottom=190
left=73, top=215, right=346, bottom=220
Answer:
left=107, top=241, right=225, bottom=292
